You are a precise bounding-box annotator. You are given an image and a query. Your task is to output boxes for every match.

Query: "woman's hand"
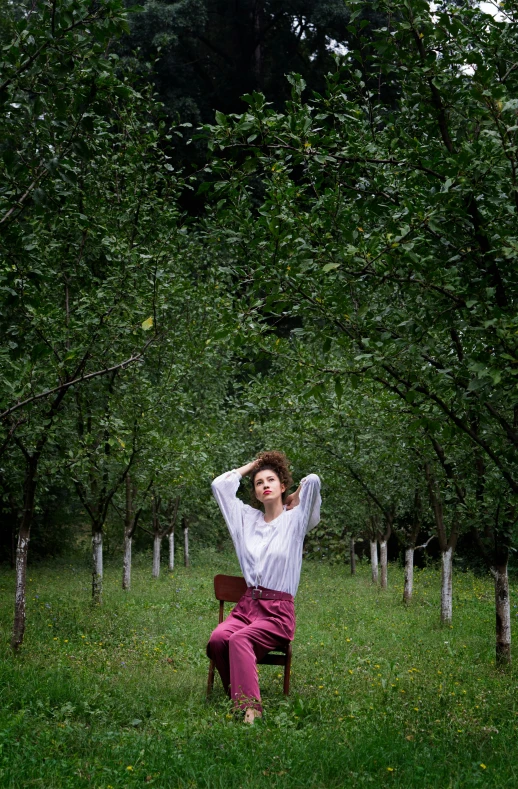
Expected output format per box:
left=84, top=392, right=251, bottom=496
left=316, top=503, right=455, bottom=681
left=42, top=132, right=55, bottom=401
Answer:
left=285, top=486, right=301, bottom=511
left=236, top=459, right=259, bottom=478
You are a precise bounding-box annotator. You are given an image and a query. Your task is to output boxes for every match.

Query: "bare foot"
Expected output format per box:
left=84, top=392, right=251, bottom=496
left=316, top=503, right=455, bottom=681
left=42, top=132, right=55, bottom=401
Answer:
left=244, top=707, right=262, bottom=724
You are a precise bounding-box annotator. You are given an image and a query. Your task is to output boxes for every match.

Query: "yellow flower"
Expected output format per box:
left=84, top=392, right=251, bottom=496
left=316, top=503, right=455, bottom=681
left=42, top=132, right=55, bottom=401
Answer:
left=480, top=764, right=487, bottom=770
left=387, top=767, right=394, bottom=772
left=126, top=765, right=134, bottom=771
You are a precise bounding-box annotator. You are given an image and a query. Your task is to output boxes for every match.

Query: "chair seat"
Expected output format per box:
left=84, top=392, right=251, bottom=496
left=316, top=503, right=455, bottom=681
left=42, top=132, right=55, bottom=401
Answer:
left=259, top=652, right=288, bottom=666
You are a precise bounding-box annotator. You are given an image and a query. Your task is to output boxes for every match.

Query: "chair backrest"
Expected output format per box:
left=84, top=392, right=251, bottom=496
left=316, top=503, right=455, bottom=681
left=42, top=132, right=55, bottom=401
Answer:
left=214, top=574, right=248, bottom=603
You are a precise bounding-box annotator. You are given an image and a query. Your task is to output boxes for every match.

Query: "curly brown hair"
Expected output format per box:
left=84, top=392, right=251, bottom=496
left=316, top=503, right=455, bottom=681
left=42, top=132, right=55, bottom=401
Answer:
left=250, top=450, right=293, bottom=506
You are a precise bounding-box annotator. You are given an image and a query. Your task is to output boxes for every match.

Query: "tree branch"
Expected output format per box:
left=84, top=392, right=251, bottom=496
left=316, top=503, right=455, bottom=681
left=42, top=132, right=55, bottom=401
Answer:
left=0, top=337, right=156, bottom=421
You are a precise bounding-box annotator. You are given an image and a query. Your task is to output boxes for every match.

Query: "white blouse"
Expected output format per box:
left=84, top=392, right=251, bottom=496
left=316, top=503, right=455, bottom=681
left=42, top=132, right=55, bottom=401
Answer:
left=211, top=469, right=321, bottom=596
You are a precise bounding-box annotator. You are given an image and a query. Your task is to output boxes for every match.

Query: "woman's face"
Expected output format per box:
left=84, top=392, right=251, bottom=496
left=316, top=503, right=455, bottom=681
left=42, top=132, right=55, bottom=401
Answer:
left=253, top=468, right=286, bottom=506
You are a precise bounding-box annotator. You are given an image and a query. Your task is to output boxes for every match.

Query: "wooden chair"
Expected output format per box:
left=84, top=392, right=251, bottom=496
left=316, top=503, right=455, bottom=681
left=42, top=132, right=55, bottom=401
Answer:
left=206, top=574, right=293, bottom=697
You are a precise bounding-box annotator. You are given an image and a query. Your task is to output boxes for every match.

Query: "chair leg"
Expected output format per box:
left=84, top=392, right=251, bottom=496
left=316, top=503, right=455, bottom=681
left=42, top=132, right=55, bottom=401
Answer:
left=283, top=643, right=292, bottom=696
left=207, top=659, right=215, bottom=698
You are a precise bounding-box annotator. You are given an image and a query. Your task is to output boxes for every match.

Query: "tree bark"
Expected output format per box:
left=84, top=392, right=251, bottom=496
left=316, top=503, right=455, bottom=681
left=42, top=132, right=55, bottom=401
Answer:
left=153, top=534, right=161, bottom=578
left=11, top=459, right=38, bottom=650
left=403, top=548, right=414, bottom=605
left=122, top=533, right=132, bottom=590
left=380, top=540, right=388, bottom=589
left=349, top=536, right=356, bottom=576
left=92, top=530, right=103, bottom=604
left=168, top=530, right=175, bottom=571
left=494, top=560, right=511, bottom=665
left=425, top=463, right=458, bottom=626
left=441, top=547, right=453, bottom=625
left=122, top=474, right=133, bottom=590
left=12, top=526, right=30, bottom=650
left=370, top=540, right=378, bottom=584
left=183, top=519, right=189, bottom=567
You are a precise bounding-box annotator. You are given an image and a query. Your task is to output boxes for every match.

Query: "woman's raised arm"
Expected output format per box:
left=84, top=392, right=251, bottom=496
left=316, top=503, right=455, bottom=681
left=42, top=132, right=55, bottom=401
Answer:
left=235, top=460, right=258, bottom=478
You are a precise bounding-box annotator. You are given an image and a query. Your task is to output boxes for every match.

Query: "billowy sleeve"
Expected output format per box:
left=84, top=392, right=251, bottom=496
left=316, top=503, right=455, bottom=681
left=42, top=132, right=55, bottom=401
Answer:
left=211, top=469, right=244, bottom=539
left=297, top=473, right=321, bottom=535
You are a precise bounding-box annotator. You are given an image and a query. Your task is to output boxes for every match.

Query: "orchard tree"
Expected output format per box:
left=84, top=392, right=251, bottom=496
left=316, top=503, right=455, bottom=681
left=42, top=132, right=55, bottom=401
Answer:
left=0, top=0, right=188, bottom=646
left=202, top=0, right=518, bottom=663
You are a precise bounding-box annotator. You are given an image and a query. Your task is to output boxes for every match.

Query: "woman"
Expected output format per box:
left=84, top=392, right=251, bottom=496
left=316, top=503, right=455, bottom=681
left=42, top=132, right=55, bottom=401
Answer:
left=207, top=451, right=321, bottom=723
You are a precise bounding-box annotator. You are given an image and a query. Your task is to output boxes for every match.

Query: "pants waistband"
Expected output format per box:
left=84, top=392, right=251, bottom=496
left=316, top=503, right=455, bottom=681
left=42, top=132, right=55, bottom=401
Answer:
left=245, top=586, right=294, bottom=602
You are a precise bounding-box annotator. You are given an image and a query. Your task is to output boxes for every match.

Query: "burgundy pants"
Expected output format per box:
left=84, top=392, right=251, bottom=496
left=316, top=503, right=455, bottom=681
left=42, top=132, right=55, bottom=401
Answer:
left=207, top=591, right=295, bottom=712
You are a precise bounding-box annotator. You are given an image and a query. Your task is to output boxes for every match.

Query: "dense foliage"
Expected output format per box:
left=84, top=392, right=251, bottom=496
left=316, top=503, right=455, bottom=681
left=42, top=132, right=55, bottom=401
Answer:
left=1, top=0, right=517, bottom=666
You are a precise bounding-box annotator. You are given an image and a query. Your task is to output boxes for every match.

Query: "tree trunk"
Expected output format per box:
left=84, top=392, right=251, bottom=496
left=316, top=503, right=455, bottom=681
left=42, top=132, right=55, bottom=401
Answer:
left=370, top=540, right=378, bottom=584
left=349, top=536, right=356, bottom=576
left=153, top=534, right=161, bottom=578
left=11, top=459, right=38, bottom=651
left=122, top=473, right=133, bottom=590
left=380, top=540, right=388, bottom=589
left=403, top=548, right=414, bottom=605
left=440, top=547, right=453, bottom=625
left=168, top=531, right=175, bottom=571
left=184, top=523, right=189, bottom=567
left=122, top=533, right=132, bottom=590
left=494, top=560, right=511, bottom=665
left=92, top=529, right=103, bottom=604
left=12, top=525, right=30, bottom=651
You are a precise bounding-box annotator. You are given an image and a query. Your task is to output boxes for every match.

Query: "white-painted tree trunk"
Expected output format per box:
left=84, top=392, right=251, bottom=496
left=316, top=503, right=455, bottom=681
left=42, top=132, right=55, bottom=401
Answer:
left=13, top=533, right=29, bottom=648
left=349, top=536, right=356, bottom=576
left=494, top=563, right=511, bottom=665
left=370, top=540, right=378, bottom=584
left=380, top=540, right=388, bottom=589
left=92, top=531, right=103, bottom=603
left=403, top=548, right=414, bottom=605
left=168, top=532, right=175, bottom=571
left=122, top=534, right=132, bottom=590
left=184, top=527, right=189, bottom=567
left=153, top=535, right=161, bottom=578
left=441, top=547, right=453, bottom=624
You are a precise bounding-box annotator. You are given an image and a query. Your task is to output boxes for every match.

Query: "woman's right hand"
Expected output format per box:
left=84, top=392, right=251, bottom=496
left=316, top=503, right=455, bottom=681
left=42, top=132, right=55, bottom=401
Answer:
left=236, top=459, right=259, bottom=477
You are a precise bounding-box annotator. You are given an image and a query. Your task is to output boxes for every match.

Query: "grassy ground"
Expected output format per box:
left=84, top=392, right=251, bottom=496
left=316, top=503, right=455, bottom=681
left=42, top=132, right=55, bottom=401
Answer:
left=0, top=551, right=517, bottom=789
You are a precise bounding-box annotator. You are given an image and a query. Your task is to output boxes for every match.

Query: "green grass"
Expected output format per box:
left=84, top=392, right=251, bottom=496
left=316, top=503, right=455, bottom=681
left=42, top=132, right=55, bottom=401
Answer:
left=0, top=552, right=517, bottom=788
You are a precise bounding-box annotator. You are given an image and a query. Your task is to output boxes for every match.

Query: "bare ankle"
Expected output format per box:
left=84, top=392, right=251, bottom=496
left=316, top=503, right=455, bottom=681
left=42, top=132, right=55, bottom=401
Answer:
left=243, top=707, right=262, bottom=724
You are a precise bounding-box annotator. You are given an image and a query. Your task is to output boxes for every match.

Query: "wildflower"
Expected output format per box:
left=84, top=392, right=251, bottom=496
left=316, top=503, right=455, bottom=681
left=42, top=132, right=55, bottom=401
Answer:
left=126, top=766, right=134, bottom=771
left=387, top=767, right=394, bottom=772
left=480, top=764, right=487, bottom=770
